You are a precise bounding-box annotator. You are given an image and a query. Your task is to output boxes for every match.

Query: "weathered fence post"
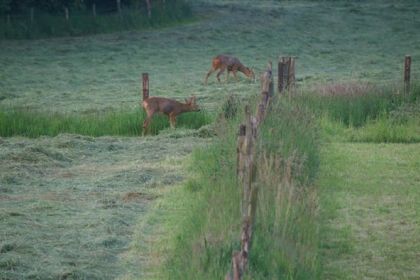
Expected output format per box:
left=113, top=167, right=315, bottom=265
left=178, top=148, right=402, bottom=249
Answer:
left=278, top=57, right=288, bottom=94
left=116, top=0, right=122, bottom=17
left=404, top=55, right=411, bottom=95
left=142, top=73, right=149, bottom=100
left=145, top=0, right=152, bottom=19
left=237, top=124, right=246, bottom=181
left=226, top=64, right=273, bottom=280
left=64, top=7, right=69, bottom=21
left=278, top=57, right=296, bottom=95
left=30, top=7, right=34, bottom=24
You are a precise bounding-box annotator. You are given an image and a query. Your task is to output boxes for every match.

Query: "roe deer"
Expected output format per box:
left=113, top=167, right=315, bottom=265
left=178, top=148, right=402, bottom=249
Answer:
left=204, top=54, right=255, bottom=85
left=142, top=96, right=200, bottom=134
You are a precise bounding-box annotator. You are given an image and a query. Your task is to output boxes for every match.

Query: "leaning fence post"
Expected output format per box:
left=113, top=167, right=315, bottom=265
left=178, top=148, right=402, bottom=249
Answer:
left=64, top=7, right=69, bottom=21
left=92, top=3, right=97, bottom=18
left=142, top=73, right=149, bottom=100
left=116, top=0, right=122, bottom=17
left=404, top=55, right=411, bottom=95
left=30, top=7, right=34, bottom=24
left=278, top=57, right=287, bottom=94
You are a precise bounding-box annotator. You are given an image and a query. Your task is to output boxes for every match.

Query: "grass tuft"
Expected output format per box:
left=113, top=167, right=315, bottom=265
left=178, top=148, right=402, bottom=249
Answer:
left=0, top=107, right=212, bottom=137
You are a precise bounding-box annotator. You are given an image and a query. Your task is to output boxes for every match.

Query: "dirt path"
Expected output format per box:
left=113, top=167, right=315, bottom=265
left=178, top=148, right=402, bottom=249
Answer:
left=0, top=133, right=209, bottom=279
left=319, top=143, right=420, bottom=280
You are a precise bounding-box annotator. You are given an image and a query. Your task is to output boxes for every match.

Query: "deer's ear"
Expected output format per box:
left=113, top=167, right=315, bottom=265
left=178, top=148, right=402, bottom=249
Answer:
left=185, top=98, right=190, bottom=104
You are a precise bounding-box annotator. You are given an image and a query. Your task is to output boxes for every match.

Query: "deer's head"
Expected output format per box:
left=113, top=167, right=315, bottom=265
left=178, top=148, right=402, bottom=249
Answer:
left=245, top=67, right=255, bottom=82
left=185, top=96, right=200, bottom=112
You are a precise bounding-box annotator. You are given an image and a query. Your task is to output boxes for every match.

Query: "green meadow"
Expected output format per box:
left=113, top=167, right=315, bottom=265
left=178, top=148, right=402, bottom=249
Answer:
left=1, top=0, right=420, bottom=279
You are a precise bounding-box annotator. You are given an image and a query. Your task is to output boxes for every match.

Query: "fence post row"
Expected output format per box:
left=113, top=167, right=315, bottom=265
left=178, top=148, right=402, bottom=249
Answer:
left=226, top=63, right=273, bottom=280
left=404, top=55, right=411, bottom=95
left=142, top=73, right=149, bottom=101
left=278, top=56, right=296, bottom=94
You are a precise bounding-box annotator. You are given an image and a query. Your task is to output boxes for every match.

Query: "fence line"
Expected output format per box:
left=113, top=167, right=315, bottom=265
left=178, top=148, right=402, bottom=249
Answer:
left=225, top=61, right=274, bottom=280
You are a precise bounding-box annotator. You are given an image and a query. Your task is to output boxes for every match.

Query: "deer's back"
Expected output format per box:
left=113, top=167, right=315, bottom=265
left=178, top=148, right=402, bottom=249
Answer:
left=213, top=54, right=243, bottom=70
left=143, top=97, right=182, bottom=115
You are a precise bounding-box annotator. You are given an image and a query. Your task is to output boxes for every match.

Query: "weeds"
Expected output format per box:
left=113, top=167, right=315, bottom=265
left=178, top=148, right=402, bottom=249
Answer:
left=0, top=107, right=212, bottom=137
left=160, top=96, right=320, bottom=279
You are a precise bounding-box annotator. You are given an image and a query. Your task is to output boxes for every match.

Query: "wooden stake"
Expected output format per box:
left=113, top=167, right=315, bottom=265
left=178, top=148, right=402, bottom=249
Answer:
left=92, top=3, right=97, bottom=18
left=30, top=8, right=34, bottom=24
left=142, top=73, right=149, bottom=100
left=404, top=55, right=411, bottom=95
left=64, top=7, right=69, bottom=21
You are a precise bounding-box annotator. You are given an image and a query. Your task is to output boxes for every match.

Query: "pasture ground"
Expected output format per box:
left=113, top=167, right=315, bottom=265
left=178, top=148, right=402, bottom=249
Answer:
left=0, top=133, right=210, bottom=279
left=319, top=142, right=420, bottom=279
left=1, top=0, right=420, bottom=279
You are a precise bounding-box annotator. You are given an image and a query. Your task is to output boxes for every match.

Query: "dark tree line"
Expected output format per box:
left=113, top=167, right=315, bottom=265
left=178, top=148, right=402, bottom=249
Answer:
left=0, top=0, right=160, bottom=15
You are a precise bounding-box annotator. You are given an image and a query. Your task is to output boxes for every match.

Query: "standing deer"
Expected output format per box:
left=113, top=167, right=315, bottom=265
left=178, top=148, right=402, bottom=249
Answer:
left=142, top=96, right=200, bottom=135
left=204, top=54, right=255, bottom=85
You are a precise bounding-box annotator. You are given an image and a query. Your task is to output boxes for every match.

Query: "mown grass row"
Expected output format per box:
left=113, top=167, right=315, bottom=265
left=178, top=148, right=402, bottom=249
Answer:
left=0, top=108, right=211, bottom=137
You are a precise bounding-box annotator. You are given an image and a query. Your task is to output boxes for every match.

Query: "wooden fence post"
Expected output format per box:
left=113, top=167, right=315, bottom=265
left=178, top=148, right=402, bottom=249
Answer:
left=116, top=0, right=122, bottom=17
left=64, top=7, right=69, bottom=21
left=30, top=7, right=34, bottom=24
left=142, top=73, right=149, bottom=100
left=227, top=64, right=273, bottom=280
left=145, top=0, right=152, bottom=19
left=278, top=57, right=296, bottom=95
left=92, top=3, right=97, bottom=18
left=404, top=55, right=411, bottom=95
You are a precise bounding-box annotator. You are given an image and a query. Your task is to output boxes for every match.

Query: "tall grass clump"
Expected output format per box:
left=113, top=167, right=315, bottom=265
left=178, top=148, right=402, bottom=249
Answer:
left=0, top=107, right=211, bottom=137
left=161, top=116, right=241, bottom=279
left=300, top=82, right=420, bottom=143
left=161, top=97, right=321, bottom=279
left=248, top=98, right=320, bottom=279
left=299, top=82, right=404, bottom=127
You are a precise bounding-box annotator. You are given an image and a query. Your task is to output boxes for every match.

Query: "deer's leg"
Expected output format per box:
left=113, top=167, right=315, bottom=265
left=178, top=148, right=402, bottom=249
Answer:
left=142, top=117, right=151, bottom=136
left=232, top=70, right=239, bottom=81
left=205, top=68, right=216, bottom=85
left=216, top=66, right=227, bottom=83
left=142, top=110, right=155, bottom=136
left=231, top=65, right=239, bottom=81
left=169, top=114, right=176, bottom=128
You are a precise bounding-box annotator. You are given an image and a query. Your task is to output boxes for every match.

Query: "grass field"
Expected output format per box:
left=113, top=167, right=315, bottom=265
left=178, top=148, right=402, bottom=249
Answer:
left=1, top=0, right=420, bottom=279
left=319, top=143, right=420, bottom=279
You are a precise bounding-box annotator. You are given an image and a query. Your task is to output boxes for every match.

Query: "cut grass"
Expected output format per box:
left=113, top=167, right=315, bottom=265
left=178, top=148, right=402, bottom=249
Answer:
left=0, top=133, right=211, bottom=279
left=318, top=143, right=420, bottom=279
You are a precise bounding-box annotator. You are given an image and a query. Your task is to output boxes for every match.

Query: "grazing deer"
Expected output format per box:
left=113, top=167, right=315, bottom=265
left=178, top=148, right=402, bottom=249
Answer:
left=142, top=96, right=200, bottom=134
left=204, top=54, right=255, bottom=85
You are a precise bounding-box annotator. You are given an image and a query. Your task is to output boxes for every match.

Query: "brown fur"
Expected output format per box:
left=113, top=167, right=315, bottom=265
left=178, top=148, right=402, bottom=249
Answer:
left=141, top=96, right=200, bottom=134
left=204, top=54, right=255, bottom=84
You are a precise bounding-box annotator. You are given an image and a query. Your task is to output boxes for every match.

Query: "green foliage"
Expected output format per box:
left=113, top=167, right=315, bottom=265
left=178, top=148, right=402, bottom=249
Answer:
left=0, top=0, right=192, bottom=39
left=0, top=107, right=212, bottom=137
left=162, top=97, right=321, bottom=279
left=259, top=98, right=320, bottom=184
left=298, top=87, right=403, bottom=127
left=162, top=122, right=241, bottom=279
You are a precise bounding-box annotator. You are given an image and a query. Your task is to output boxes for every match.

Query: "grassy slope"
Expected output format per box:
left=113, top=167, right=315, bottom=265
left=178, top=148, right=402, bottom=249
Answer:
left=319, top=143, right=420, bottom=279
left=1, top=1, right=420, bottom=113
left=0, top=133, right=210, bottom=279
left=1, top=0, right=420, bottom=279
